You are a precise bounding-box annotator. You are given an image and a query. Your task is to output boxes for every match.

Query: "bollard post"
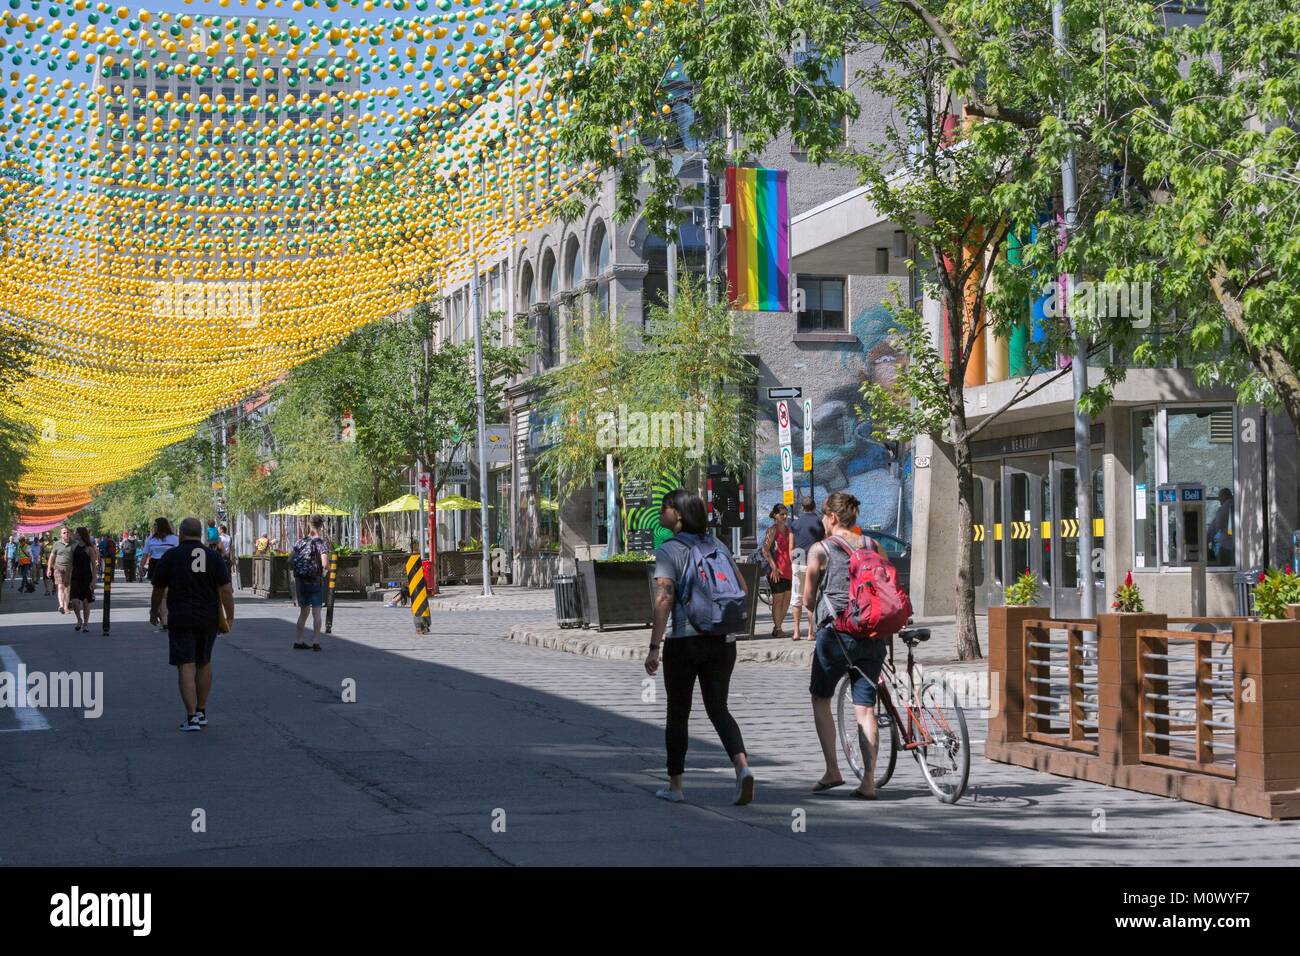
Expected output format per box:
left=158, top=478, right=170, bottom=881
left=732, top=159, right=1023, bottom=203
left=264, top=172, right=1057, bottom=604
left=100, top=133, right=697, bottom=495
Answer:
left=101, top=555, right=114, bottom=634
left=325, top=552, right=338, bottom=634
left=406, top=554, right=430, bottom=634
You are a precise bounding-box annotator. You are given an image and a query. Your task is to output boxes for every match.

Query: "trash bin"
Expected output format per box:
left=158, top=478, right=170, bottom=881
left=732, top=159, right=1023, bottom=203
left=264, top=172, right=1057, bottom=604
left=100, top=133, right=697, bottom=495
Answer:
left=1235, top=569, right=1263, bottom=617
left=554, top=572, right=585, bottom=628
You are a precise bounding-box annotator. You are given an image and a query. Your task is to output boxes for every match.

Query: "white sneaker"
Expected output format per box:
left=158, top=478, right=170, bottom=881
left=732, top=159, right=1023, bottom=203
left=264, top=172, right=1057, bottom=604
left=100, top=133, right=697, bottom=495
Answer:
left=654, top=787, right=685, bottom=803
left=734, top=768, right=756, bottom=806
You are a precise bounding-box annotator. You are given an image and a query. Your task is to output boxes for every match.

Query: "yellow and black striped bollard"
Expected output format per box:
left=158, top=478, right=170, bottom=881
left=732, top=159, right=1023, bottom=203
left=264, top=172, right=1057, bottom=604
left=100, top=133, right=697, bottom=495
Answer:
left=101, top=555, right=114, bottom=635
left=406, top=554, right=430, bottom=634
left=325, top=552, right=338, bottom=634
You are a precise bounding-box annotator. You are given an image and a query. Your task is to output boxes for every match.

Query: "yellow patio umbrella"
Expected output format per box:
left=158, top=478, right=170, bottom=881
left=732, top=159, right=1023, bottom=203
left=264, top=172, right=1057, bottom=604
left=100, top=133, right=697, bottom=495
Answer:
left=270, top=499, right=351, bottom=517
left=434, top=494, right=493, bottom=511
left=369, top=494, right=427, bottom=514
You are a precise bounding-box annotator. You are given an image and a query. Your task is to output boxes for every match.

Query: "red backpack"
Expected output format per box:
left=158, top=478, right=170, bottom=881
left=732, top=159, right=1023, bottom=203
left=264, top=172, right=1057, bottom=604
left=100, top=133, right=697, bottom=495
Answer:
left=825, top=536, right=912, bottom=639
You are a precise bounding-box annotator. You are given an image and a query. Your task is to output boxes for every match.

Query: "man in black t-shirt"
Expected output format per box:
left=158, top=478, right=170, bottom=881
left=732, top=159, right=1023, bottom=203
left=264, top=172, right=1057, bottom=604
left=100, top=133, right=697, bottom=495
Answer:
left=150, top=517, right=235, bottom=732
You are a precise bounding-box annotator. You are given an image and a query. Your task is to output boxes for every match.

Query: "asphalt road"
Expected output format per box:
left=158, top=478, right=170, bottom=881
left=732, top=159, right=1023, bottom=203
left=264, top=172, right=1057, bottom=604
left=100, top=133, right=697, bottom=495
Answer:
left=1, top=580, right=1294, bottom=865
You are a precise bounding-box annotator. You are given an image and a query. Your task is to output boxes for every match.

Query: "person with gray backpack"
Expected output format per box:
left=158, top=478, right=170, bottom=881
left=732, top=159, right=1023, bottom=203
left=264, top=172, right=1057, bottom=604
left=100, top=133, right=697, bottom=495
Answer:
left=646, top=489, right=755, bottom=806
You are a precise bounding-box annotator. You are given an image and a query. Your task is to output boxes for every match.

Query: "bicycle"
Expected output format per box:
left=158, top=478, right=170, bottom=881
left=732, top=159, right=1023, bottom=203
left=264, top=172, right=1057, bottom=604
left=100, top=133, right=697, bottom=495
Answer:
left=834, top=626, right=970, bottom=804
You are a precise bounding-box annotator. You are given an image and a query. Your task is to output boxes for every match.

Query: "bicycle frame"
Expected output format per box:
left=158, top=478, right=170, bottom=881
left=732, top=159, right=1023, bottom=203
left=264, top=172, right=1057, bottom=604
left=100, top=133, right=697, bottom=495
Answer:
left=835, top=632, right=947, bottom=753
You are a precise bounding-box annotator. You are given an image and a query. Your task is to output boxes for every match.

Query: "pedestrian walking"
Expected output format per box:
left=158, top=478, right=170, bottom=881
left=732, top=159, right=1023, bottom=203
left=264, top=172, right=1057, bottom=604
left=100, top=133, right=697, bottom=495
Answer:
left=15, top=536, right=33, bottom=592
left=291, top=515, right=330, bottom=651
left=646, top=489, right=754, bottom=806
left=29, top=534, right=42, bottom=593
left=149, top=517, right=234, bottom=732
left=801, top=492, right=890, bottom=799
left=119, top=530, right=137, bottom=582
left=68, top=527, right=98, bottom=632
left=205, top=518, right=220, bottom=550
left=5, top=532, right=16, bottom=588
left=253, top=531, right=271, bottom=556
left=143, top=518, right=179, bottom=627
left=97, top=531, right=116, bottom=582
left=761, top=503, right=795, bottom=639
left=790, top=496, right=825, bottom=642
left=46, top=526, right=75, bottom=613
left=218, top=524, right=231, bottom=558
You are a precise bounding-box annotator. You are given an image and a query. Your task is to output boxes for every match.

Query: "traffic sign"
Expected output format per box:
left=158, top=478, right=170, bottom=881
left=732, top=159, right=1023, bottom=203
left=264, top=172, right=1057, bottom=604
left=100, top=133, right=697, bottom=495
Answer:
left=802, top=398, right=812, bottom=471
left=767, top=386, right=802, bottom=400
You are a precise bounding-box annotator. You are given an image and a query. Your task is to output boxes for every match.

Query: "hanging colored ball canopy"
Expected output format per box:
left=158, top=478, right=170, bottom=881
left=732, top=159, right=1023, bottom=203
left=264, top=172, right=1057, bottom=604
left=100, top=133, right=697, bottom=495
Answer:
left=0, top=0, right=620, bottom=525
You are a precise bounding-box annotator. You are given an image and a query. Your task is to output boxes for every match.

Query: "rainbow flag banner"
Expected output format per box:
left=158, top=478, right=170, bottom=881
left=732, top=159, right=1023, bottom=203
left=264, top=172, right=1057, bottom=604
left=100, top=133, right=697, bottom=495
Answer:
left=726, top=166, right=791, bottom=312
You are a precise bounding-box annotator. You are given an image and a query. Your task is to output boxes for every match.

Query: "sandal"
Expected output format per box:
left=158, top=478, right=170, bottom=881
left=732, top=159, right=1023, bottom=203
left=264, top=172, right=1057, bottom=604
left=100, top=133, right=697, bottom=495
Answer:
left=811, top=778, right=845, bottom=793
left=852, top=789, right=878, bottom=801
left=312, top=643, right=322, bottom=652
left=292, top=641, right=310, bottom=650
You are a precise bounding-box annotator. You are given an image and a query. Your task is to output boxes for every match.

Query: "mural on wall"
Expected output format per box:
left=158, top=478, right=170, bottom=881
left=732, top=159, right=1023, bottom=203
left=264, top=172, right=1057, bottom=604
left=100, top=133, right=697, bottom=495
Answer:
left=756, top=302, right=913, bottom=543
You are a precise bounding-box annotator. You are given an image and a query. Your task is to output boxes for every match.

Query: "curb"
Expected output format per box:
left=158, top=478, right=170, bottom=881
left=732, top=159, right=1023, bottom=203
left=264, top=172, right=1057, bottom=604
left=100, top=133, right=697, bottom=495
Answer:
left=505, top=623, right=991, bottom=677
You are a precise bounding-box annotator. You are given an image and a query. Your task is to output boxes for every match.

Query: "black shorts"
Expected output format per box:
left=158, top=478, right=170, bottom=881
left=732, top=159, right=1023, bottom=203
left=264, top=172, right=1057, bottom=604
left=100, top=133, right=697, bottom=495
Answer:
left=169, top=624, right=217, bottom=666
left=767, top=575, right=792, bottom=594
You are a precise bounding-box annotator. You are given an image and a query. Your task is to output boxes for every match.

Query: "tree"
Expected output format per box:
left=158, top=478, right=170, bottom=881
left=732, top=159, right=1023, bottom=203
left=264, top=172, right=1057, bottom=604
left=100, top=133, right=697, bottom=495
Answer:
left=534, top=280, right=756, bottom=551
left=548, top=0, right=1158, bottom=656
left=1096, top=0, right=1300, bottom=433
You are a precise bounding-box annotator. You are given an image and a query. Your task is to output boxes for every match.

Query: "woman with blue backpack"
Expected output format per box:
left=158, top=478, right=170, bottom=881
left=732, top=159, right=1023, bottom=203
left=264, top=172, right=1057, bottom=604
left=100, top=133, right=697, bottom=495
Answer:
left=646, top=489, right=755, bottom=806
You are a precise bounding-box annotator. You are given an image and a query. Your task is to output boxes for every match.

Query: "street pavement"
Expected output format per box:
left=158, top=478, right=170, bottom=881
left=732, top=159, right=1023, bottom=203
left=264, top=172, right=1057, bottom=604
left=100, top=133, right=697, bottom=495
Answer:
left=1, top=579, right=1295, bottom=866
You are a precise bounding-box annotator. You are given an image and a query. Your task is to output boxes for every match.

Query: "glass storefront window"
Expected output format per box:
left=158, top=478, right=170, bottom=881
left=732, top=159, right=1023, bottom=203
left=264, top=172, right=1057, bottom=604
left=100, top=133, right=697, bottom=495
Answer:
left=1132, top=406, right=1236, bottom=569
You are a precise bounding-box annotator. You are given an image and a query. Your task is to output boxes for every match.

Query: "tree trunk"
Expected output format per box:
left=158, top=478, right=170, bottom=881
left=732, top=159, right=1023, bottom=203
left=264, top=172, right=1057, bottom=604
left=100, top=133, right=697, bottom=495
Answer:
left=1212, top=268, right=1300, bottom=433
left=950, top=400, right=983, bottom=661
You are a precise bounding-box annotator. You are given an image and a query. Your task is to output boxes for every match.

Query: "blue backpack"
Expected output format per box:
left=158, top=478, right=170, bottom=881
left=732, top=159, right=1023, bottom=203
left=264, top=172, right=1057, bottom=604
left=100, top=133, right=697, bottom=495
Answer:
left=674, top=532, right=749, bottom=636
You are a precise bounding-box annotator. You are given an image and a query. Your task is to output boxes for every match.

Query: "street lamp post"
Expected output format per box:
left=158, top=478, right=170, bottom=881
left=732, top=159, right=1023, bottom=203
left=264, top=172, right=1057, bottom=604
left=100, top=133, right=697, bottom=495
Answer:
left=1054, top=0, right=1097, bottom=618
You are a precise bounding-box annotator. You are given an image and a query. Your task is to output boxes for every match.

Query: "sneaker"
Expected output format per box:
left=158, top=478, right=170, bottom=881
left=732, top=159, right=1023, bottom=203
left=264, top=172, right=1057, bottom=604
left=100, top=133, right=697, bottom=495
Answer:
left=654, top=787, right=685, bottom=803
left=179, top=715, right=202, bottom=733
left=193, top=710, right=207, bottom=727
left=734, top=768, right=756, bottom=806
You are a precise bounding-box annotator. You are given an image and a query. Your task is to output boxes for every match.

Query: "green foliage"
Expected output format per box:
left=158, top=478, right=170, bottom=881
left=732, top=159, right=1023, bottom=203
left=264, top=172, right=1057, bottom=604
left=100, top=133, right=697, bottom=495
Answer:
left=534, top=279, right=755, bottom=502
left=1004, top=569, right=1041, bottom=607
left=603, top=550, right=654, bottom=563
left=1253, top=568, right=1300, bottom=621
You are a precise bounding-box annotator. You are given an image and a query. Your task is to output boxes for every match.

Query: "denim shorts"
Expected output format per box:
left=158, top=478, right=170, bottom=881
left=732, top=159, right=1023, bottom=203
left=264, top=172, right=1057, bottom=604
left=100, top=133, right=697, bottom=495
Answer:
left=297, top=578, right=325, bottom=608
left=809, top=625, right=889, bottom=706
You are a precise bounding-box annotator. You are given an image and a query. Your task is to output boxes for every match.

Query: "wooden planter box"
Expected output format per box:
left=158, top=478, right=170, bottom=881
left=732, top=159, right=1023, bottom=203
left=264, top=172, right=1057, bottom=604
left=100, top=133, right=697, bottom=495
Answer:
left=577, top=560, right=654, bottom=631
left=236, top=556, right=252, bottom=590
left=985, top=604, right=1048, bottom=747
left=252, top=554, right=292, bottom=597
left=331, top=553, right=370, bottom=598
left=439, top=551, right=485, bottom=586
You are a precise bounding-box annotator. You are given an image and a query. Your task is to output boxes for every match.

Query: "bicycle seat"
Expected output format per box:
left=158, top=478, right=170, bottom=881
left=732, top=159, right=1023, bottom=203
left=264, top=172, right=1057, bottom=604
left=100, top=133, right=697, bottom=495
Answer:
left=898, top=627, right=931, bottom=645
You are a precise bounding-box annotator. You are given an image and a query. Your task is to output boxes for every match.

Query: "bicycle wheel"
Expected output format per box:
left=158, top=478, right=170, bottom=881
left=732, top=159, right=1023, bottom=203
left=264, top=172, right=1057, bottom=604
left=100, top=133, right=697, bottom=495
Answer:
left=912, top=677, right=970, bottom=804
left=835, top=675, right=898, bottom=788
left=757, top=579, right=772, bottom=606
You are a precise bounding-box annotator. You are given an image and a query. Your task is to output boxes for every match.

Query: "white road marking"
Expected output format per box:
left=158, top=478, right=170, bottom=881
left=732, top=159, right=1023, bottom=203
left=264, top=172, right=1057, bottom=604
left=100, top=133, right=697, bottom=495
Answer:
left=0, top=644, right=51, bottom=732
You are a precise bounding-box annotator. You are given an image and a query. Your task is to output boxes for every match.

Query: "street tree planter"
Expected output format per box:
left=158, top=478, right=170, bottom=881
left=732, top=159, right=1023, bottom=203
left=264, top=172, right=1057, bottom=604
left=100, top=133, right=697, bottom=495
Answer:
left=577, top=559, right=654, bottom=631
left=236, top=555, right=253, bottom=590
left=985, top=604, right=1048, bottom=747
left=439, top=551, right=485, bottom=586
left=331, top=553, right=370, bottom=599
left=252, top=554, right=292, bottom=597
left=737, top=562, right=760, bottom=639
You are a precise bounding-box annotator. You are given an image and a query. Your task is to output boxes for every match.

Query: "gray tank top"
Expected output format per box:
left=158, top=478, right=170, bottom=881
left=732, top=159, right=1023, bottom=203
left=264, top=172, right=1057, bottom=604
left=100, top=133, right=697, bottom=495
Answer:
left=815, top=535, right=865, bottom=627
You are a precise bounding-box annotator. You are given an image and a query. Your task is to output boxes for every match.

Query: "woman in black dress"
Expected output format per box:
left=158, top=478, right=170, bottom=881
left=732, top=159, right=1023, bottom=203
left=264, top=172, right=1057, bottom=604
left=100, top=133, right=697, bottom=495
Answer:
left=68, top=526, right=98, bottom=633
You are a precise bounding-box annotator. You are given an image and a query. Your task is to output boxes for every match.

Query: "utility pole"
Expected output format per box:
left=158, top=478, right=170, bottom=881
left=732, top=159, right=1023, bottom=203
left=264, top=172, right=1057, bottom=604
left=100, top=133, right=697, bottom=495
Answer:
left=469, top=152, right=493, bottom=597
left=1054, top=0, right=1096, bottom=618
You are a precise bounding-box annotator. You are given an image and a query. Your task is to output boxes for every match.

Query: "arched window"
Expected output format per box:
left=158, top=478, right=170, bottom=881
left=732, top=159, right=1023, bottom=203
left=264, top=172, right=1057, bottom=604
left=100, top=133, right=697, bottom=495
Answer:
left=565, top=235, right=582, bottom=289
left=540, top=249, right=557, bottom=301
left=590, top=220, right=611, bottom=276
left=520, top=261, right=535, bottom=309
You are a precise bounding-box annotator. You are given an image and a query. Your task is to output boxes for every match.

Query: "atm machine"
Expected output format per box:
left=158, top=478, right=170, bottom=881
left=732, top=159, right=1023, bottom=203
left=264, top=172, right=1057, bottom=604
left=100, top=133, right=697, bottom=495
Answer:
left=1157, top=482, right=1207, bottom=616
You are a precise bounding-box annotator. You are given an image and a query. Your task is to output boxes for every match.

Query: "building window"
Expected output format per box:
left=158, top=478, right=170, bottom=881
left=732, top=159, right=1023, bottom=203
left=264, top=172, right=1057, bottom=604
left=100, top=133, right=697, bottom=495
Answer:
left=541, top=250, right=557, bottom=301
left=520, top=261, right=535, bottom=309
left=792, top=47, right=846, bottom=147
left=565, top=236, right=582, bottom=289
left=590, top=220, right=610, bottom=276
left=1131, top=405, right=1237, bottom=570
left=796, top=276, right=846, bottom=331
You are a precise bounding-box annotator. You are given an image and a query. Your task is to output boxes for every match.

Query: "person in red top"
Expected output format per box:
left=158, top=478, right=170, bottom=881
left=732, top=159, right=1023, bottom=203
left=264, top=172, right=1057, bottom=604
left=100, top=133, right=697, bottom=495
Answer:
left=762, top=504, right=796, bottom=639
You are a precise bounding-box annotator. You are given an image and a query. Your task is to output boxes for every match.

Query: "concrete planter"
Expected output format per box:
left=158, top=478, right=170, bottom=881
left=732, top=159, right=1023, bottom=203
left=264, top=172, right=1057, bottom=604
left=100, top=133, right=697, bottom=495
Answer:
left=577, top=560, right=654, bottom=631
left=252, top=554, right=291, bottom=597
